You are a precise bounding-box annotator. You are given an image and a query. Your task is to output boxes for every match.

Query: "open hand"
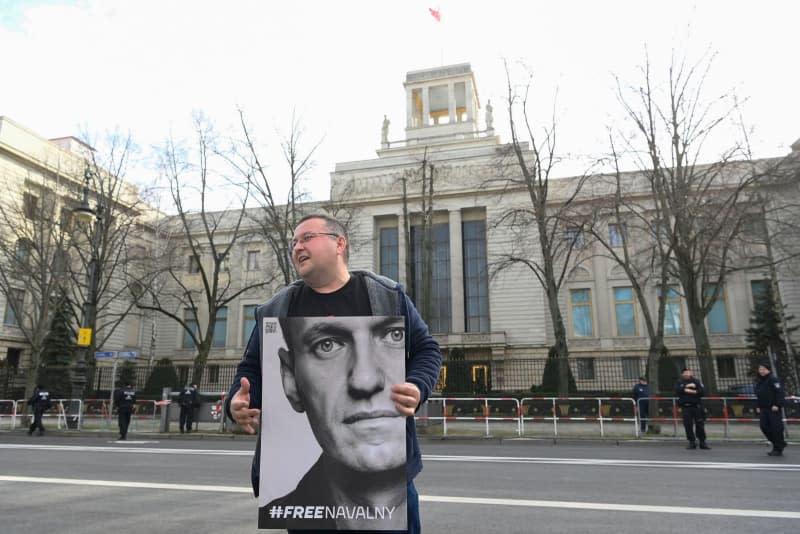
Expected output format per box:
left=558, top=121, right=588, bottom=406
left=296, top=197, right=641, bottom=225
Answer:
left=230, top=377, right=260, bottom=434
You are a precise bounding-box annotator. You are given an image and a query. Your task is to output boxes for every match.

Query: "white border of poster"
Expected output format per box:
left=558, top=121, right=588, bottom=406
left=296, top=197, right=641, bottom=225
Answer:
left=258, top=316, right=408, bottom=531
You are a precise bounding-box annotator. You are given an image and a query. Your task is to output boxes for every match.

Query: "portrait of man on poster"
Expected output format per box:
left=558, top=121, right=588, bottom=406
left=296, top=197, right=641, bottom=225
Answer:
left=259, top=315, right=408, bottom=531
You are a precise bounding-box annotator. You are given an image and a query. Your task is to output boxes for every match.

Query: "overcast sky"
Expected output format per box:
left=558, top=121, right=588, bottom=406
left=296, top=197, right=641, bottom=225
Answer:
left=1, top=0, right=798, bottom=211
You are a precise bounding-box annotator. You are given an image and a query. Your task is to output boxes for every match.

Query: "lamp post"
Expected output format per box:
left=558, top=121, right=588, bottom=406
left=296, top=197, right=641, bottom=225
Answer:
left=72, top=163, right=102, bottom=399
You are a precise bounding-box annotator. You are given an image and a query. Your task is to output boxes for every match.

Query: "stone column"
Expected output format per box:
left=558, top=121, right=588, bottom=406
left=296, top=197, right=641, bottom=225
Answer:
left=448, top=82, right=456, bottom=124
left=397, top=215, right=407, bottom=287
left=449, top=210, right=465, bottom=333
left=422, top=87, right=430, bottom=127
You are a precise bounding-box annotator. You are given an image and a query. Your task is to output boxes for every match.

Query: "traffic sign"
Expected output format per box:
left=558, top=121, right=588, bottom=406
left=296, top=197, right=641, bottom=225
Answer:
left=118, top=351, right=138, bottom=359
left=94, top=351, right=116, bottom=359
left=77, top=328, right=92, bottom=346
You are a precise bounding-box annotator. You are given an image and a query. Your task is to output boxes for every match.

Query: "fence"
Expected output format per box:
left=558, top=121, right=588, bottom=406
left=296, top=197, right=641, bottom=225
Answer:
left=10, top=399, right=83, bottom=431
left=417, top=395, right=800, bottom=439
left=0, top=354, right=778, bottom=400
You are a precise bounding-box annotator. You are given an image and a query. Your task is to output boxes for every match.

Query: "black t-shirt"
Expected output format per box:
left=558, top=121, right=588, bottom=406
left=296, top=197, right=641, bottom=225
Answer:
left=287, top=272, right=372, bottom=317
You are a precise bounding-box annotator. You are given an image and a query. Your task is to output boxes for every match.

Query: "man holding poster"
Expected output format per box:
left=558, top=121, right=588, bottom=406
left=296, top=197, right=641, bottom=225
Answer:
left=226, top=214, right=441, bottom=533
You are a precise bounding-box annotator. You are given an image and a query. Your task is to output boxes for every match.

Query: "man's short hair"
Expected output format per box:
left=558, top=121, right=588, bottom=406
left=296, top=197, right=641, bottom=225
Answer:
left=638, top=376, right=647, bottom=382
left=278, top=317, right=296, bottom=367
left=295, top=214, right=349, bottom=263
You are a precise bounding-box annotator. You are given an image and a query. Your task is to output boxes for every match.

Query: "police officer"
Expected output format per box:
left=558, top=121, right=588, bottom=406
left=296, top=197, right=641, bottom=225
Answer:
left=755, top=361, right=787, bottom=456
left=27, top=384, right=52, bottom=436
left=178, top=383, right=199, bottom=434
left=114, top=383, right=137, bottom=440
left=675, top=368, right=710, bottom=450
left=632, top=376, right=650, bottom=434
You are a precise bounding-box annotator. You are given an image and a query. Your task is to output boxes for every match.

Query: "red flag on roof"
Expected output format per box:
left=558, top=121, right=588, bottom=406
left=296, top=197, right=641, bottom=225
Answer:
left=429, top=7, right=441, bottom=22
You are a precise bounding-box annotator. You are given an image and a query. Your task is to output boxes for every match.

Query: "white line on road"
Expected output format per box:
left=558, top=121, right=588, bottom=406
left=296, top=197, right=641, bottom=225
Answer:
left=1, top=475, right=798, bottom=520
left=2, top=444, right=798, bottom=471
left=421, top=495, right=800, bottom=519
left=424, top=454, right=800, bottom=471
left=0, top=475, right=251, bottom=493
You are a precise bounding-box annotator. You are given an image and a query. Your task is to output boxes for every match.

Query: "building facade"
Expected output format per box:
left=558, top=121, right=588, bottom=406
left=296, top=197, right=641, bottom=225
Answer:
left=2, top=63, right=798, bottom=396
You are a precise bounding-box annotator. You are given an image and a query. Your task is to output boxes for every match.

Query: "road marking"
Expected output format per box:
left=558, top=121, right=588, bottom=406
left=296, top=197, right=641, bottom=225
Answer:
left=1, top=444, right=798, bottom=471
left=424, top=454, right=800, bottom=471
left=421, top=495, right=800, bottom=519
left=0, top=475, right=251, bottom=493
left=0, top=443, right=251, bottom=456
left=1, top=475, right=798, bottom=519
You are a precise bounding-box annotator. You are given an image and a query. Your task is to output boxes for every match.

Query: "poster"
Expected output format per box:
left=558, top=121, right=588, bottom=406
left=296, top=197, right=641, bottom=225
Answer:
left=258, top=316, right=408, bottom=531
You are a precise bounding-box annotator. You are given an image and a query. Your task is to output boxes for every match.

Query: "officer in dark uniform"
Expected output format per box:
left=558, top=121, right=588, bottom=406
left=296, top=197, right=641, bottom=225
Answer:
left=675, top=368, right=710, bottom=450
left=632, top=376, right=650, bottom=434
left=114, top=383, right=137, bottom=440
left=755, top=361, right=787, bottom=456
left=178, top=383, right=199, bottom=434
left=27, top=384, right=52, bottom=436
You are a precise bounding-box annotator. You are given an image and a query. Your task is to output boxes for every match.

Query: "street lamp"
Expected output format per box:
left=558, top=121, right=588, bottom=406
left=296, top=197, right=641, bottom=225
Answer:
left=72, top=163, right=102, bottom=398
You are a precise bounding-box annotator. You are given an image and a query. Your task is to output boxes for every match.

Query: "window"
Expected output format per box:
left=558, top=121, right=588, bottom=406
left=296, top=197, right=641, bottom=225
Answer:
left=716, top=356, right=736, bottom=379
left=565, top=225, right=585, bottom=249
left=178, top=366, right=189, bottom=385
left=208, top=364, right=220, bottom=383
left=705, top=284, right=729, bottom=334
left=463, top=220, right=489, bottom=332
left=661, top=286, right=682, bottom=335
left=410, top=223, right=451, bottom=333
left=750, top=280, right=771, bottom=309
left=622, top=357, right=641, bottom=380
left=182, top=308, right=197, bottom=349
left=614, top=287, right=637, bottom=336
left=15, top=239, right=31, bottom=263
left=650, top=219, right=669, bottom=241
left=609, top=223, right=626, bottom=247
left=246, top=250, right=260, bottom=271
left=60, top=207, right=73, bottom=232
left=742, top=213, right=767, bottom=239
left=379, top=227, right=399, bottom=282
left=570, top=289, right=593, bottom=337
left=188, top=255, right=200, bottom=274
left=23, top=193, right=38, bottom=219
left=242, top=304, right=257, bottom=346
left=213, top=307, right=227, bottom=348
left=3, top=289, right=24, bottom=326
left=577, top=358, right=595, bottom=380
left=672, top=356, right=687, bottom=376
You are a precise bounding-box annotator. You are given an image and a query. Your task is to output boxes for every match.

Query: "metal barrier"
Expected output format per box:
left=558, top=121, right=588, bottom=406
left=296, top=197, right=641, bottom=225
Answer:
left=417, top=397, right=521, bottom=437
left=80, top=398, right=160, bottom=432
left=0, top=399, right=16, bottom=430
left=132, top=399, right=160, bottom=432
left=637, top=396, right=800, bottom=438
left=13, top=399, right=83, bottom=432
left=520, top=397, right=638, bottom=437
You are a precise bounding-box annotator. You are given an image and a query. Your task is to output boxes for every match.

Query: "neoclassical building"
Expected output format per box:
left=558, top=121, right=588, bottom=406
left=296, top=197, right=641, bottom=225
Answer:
left=2, top=63, right=798, bottom=395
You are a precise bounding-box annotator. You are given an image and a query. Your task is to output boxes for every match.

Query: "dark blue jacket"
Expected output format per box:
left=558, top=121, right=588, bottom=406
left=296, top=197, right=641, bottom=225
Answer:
left=755, top=373, right=785, bottom=410
left=226, top=270, right=442, bottom=496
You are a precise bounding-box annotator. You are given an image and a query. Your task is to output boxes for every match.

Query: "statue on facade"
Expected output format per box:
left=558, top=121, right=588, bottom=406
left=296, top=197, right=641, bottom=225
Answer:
left=381, top=115, right=390, bottom=145
left=485, top=100, right=494, bottom=131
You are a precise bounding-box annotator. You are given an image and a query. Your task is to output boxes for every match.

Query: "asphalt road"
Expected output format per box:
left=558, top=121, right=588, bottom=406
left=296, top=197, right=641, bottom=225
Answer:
left=1, top=433, right=798, bottom=534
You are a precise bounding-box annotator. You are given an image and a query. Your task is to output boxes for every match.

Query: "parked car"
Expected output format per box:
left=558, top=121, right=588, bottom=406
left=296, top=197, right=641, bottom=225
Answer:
left=722, top=383, right=756, bottom=396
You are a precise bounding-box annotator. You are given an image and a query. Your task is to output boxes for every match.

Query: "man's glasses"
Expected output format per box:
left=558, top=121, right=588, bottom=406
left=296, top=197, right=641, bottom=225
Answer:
left=290, top=232, right=340, bottom=250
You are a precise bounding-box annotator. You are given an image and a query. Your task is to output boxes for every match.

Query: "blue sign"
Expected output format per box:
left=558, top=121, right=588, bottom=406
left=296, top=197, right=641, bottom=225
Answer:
left=118, top=351, right=138, bottom=359
left=95, top=351, right=116, bottom=359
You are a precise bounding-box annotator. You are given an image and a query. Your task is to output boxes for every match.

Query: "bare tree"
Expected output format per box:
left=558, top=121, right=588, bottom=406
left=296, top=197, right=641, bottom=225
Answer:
left=136, top=114, right=274, bottom=384
left=613, top=50, right=787, bottom=392
left=0, top=170, right=71, bottom=397
left=490, top=61, right=592, bottom=395
left=578, top=133, right=675, bottom=397
left=66, top=131, right=150, bottom=386
left=228, top=109, right=322, bottom=286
